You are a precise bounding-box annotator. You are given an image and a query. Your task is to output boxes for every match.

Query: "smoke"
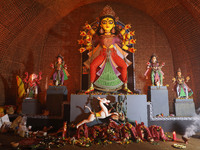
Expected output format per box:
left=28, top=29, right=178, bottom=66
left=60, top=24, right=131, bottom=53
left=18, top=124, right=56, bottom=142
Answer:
left=184, top=108, right=200, bottom=138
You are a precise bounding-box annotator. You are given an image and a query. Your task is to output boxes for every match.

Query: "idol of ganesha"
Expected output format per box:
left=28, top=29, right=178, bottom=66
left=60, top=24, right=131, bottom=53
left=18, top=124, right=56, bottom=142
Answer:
left=78, top=5, right=136, bottom=94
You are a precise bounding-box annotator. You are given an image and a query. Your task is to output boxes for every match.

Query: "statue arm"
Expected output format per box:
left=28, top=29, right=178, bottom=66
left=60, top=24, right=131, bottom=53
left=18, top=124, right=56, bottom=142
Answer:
left=144, top=62, right=151, bottom=76
left=50, top=63, right=54, bottom=69
left=186, top=76, right=190, bottom=82
left=159, top=62, right=165, bottom=69
left=120, top=24, right=131, bottom=35
left=120, top=24, right=136, bottom=51
left=23, top=72, right=29, bottom=83
left=85, top=23, right=95, bottom=35
left=172, top=77, right=176, bottom=83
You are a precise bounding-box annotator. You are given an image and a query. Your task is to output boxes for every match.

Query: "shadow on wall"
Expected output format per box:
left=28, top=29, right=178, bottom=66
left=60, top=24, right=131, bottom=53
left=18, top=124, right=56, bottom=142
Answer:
left=24, top=50, right=34, bottom=73
left=2, top=50, right=36, bottom=106
left=48, top=29, right=68, bottom=42
left=0, top=74, right=6, bottom=105
left=0, top=71, right=19, bottom=105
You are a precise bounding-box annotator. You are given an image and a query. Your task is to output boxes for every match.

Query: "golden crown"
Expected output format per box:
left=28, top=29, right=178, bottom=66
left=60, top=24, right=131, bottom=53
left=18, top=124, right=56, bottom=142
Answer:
left=99, top=5, right=117, bottom=19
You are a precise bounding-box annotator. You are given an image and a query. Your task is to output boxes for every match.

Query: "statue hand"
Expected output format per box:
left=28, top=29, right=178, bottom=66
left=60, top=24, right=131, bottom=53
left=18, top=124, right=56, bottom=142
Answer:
left=172, top=77, right=176, bottom=83
left=124, top=24, right=131, bottom=29
left=64, top=64, right=67, bottom=69
left=85, top=23, right=95, bottom=35
left=50, top=63, right=54, bottom=68
left=186, top=76, right=190, bottom=81
left=85, top=23, right=92, bottom=30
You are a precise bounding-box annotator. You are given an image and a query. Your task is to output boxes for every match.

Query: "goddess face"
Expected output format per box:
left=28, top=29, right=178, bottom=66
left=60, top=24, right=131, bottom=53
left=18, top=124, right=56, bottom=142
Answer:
left=101, top=17, right=115, bottom=33
left=58, top=57, right=62, bottom=63
left=177, top=71, right=182, bottom=77
left=152, top=56, right=157, bottom=63
left=30, top=74, right=37, bottom=81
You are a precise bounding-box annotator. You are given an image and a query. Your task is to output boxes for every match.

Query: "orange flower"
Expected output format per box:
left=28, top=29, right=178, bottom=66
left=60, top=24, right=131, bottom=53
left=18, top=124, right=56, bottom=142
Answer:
left=77, top=39, right=85, bottom=45
left=79, top=47, right=86, bottom=53
left=130, top=39, right=136, bottom=44
left=125, top=24, right=131, bottom=29
left=129, top=31, right=135, bottom=36
left=129, top=48, right=136, bottom=53
left=80, top=31, right=87, bottom=36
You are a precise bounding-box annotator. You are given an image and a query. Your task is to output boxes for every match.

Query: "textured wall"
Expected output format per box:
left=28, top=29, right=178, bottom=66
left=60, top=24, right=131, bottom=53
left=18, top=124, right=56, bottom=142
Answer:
left=41, top=3, right=175, bottom=112
left=0, top=0, right=200, bottom=113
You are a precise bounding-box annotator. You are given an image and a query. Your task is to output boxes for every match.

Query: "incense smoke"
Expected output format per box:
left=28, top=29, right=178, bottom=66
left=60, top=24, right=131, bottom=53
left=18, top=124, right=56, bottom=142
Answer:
left=184, top=108, right=200, bottom=138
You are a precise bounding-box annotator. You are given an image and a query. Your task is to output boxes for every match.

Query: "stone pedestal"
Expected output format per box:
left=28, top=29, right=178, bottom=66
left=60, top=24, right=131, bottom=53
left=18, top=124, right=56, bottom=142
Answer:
left=22, top=99, right=41, bottom=115
left=70, top=94, right=148, bottom=126
left=175, top=98, right=196, bottom=117
left=46, top=86, right=68, bottom=116
left=149, top=86, right=169, bottom=116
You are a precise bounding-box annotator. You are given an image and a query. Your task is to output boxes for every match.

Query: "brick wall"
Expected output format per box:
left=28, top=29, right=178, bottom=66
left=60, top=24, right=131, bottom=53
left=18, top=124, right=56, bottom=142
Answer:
left=0, top=0, right=199, bottom=113
left=40, top=2, right=175, bottom=112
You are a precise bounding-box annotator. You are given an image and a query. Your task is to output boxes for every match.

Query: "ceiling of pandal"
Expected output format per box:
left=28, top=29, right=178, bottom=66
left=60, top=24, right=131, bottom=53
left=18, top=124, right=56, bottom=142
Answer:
left=34, top=0, right=200, bottom=23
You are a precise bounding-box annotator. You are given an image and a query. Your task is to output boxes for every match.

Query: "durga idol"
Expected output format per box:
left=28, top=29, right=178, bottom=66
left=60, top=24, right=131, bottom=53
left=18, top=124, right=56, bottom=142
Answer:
left=78, top=5, right=136, bottom=94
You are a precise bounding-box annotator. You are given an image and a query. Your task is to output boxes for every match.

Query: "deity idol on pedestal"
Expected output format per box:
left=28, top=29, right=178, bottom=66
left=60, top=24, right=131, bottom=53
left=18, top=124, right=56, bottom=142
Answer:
left=50, top=54, right=70, bottom=86
left=16, top=72, right=42, bottom=114
left=144, top=54, right=165, bottom=86
left=144, top=54, right=169, bottom=116
left=78, top=5, right=136, bottom=94
left=172, top=68, right=193, bottom=98
left=16, top=72, right=42, bottom=100
left=46, top=54, right=69, bottom=116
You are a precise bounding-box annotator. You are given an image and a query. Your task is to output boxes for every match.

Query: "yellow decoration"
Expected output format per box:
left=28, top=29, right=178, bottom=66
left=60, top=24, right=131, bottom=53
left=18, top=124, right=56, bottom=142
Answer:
left=122, top=45, right=129, bottom=50
left=120, top=28, right=126, bottom=35
left=16, top=76, right=25, bottom=98
left=0, top=107, right=4, bottom=117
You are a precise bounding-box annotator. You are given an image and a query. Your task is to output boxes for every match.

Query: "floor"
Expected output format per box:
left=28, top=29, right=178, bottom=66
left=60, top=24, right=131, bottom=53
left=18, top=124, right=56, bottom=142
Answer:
left=0, top=132, right=199, bottom=150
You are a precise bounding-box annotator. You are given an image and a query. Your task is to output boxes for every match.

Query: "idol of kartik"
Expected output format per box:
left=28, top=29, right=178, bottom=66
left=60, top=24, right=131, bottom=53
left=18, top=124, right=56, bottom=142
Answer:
left=50, top=54, right=70, bottom=86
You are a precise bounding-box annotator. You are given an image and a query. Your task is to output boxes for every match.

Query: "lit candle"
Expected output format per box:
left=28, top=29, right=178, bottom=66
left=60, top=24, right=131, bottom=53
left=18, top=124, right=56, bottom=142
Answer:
left=135, top=120, right=138, bottom=126
left=173, top=131, right=177, bottom=141
left=62, top=122, right=67, bottom=140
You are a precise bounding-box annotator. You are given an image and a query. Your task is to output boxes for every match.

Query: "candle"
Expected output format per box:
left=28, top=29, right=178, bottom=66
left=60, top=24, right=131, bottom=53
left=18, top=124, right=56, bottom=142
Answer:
left=62, top=122, right=67, bottom=140
left=135, top=120, right=138, bottom=126
left=173, top=131, right=177, bottom=141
